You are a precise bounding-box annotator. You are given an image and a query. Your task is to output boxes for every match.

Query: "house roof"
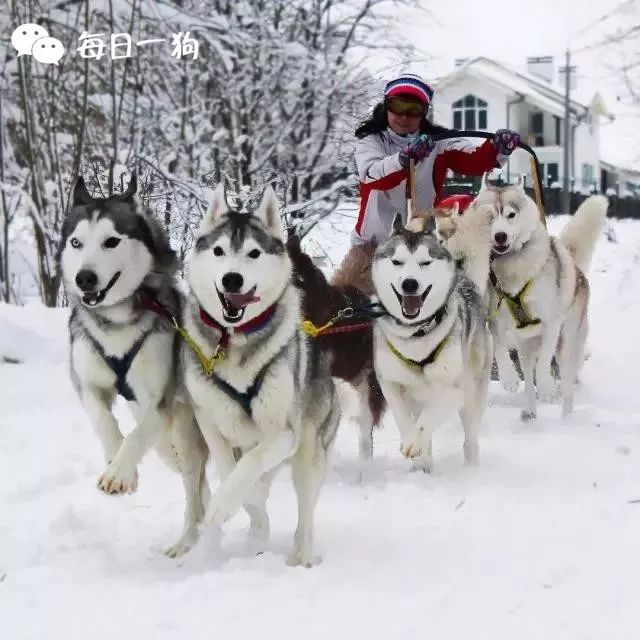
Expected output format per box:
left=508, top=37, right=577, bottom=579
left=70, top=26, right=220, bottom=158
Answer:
left=434, top=57, right=611, bottom=121
left=599, top=106, right=640, bottom=172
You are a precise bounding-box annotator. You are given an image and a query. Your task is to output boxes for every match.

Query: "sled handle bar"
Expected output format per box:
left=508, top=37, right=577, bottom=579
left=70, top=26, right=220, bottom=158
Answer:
left=429, top=129, right=546, bottom=219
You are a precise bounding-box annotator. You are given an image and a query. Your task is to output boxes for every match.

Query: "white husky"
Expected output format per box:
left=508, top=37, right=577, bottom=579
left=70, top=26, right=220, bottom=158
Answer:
left=474, top=181, right=608, bottom=419
left=371, top=210, right=493, bottom=472
left=59, top=174, right=209, bottom=556
left=182, top=185, right=339, bottom=566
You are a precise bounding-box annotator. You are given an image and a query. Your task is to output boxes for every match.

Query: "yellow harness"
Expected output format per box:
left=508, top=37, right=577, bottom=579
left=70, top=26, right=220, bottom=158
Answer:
left=386, top=334, right=450, bottom=370
left=489, top=270, right=541, bottom=329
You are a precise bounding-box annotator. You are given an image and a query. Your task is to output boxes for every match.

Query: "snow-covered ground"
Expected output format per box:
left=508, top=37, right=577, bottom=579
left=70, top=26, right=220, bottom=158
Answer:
left=2, top=213, right=640, bottom=639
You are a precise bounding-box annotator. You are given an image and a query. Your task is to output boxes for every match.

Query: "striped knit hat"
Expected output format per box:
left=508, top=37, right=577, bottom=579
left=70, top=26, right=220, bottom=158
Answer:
left=384, top=73, right=434, bottom=105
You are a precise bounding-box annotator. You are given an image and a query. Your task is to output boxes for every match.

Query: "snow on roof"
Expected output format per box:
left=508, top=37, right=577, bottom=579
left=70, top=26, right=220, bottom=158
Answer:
left=599, top=106, right=640, bottom=172
left=434, top=57, right=597, bottom=119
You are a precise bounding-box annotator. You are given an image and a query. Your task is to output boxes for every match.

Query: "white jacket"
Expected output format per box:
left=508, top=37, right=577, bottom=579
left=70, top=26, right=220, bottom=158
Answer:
left=353, top=127, right=500, bottom=244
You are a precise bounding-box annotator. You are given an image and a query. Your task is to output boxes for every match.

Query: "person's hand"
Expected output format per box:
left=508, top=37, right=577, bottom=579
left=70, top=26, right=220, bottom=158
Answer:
left=399, top=134, right=435, bottom=168
left=491, top=129, right=521, bottom=155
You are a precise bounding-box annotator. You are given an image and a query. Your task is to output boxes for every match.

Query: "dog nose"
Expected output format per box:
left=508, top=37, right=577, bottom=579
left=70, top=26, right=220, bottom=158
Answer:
left=222, top=272, right=244, bottom=293
left=494, top=232, right=508, bottom=245
left=401, top=278, right=419, bottom=294
left=76, top=269, right=97, bottom=291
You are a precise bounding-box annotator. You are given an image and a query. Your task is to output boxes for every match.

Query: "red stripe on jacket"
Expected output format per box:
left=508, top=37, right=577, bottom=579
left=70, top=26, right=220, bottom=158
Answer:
left=355, top=168, right=407, bottom=235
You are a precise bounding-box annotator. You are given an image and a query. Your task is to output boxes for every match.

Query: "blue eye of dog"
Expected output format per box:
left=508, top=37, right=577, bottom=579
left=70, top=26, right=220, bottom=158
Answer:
left=103, top=237, right=121, bottom=249
left=391, top=259, right=403, bottom=266
left=213, top=246, right=224, bottom=257
left=70, top=238, right=82, bottom=249
left=248, top=249, right=261, bottom=259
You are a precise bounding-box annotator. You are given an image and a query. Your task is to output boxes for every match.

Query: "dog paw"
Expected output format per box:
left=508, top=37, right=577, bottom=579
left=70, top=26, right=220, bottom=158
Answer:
left=287, top=548, right=321, bottom=568
left=97, top=464, right=138, bottom=494
left=500, top=372, right=521, bottom=394
left=537, top=376, right=558, bottom=403
left=410, top=457, right=433, bottom=474
left=165, top=526, right=199, bottom=558
left=401, top=440, right=423, bottom=460
left=463, top=439, right=479, bottom=465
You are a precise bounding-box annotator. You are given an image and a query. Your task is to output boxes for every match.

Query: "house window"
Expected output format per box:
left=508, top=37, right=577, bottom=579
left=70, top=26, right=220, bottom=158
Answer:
left=452, top=95, right=488, bottom=130
left=554, top=116, right=561, bottom=145
left=582, top=163, right=594, bottom=186
left=530, top=112, right=544, bottom=146
left=547, top=162, right=559, bottom=185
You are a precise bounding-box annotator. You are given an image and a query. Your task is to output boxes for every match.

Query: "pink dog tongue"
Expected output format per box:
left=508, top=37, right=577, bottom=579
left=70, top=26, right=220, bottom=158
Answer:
left=224, top=288, right=260, bottom=307
left=401, top=295, right=422, bottom=316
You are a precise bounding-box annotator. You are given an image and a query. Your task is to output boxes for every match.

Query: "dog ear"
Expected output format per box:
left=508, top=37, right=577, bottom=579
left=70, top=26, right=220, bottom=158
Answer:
left=198, top=183, right=228, bottom=236
left=449, top=201, right=459, bottom=216
left=513, top=173, right=525, bottom=191
left=72, top=176, right=92, bottom=206
left=391, top=212, right=404, bottom=236
left=255, top=185, right=282, bottom=236
left=120, top=171, right=137, bottom=201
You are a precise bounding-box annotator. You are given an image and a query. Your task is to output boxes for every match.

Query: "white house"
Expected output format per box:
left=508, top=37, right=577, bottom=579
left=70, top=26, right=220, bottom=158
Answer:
left=430, top=56, right=613, bottom=193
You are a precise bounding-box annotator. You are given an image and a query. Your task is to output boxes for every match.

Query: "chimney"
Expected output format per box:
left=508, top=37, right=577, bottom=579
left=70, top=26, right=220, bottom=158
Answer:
left=527, top=56, right=554, bottom=83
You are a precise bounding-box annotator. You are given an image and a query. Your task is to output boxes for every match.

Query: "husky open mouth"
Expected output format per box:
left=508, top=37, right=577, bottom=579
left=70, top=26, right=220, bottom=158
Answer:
left=392, top=284, right=432, bottom=319
left=216, top=285, right=260, bottom=323
left=81, top=271, right=121, bottom=307
left=492, top=244, right=510, bottom=256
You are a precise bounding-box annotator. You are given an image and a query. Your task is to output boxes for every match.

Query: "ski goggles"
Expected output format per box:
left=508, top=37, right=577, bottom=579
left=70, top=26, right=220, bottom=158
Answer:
left=385, top=97, right=426, bottom=117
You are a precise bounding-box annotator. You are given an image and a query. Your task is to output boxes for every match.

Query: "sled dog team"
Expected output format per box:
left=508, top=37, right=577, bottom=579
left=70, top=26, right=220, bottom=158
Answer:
left=59, top=172, right=608, bottom=566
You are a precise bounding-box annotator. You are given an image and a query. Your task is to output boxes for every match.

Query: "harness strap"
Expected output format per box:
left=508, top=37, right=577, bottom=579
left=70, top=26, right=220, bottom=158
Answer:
left=386, top=334, right=450, bottom=370
left=84, top=327, right=154, bottom=402
left=208, top=343, right=287, bottom=418
left=489, top=270, right=541, bottom=329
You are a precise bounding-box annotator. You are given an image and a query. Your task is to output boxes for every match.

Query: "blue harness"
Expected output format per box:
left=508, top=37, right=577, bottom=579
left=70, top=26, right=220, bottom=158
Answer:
left=85, top=328, right=153, bottom=402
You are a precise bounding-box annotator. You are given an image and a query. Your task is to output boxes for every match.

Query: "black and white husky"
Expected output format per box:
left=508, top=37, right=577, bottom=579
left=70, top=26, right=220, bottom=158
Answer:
left=182, top=185, right=339, bottom=567
left=371, top=212, right=493, bottom=473
left=58, top=174, right=209, bottom=556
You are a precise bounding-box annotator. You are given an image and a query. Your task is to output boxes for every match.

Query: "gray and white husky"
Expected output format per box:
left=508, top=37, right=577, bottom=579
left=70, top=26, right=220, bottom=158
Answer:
left=59, top=173, right=209, bottom=556
left=474, top=181, right=608, bottom=419
left=371, top=212, right=493, bottom=473
left=182, top=185, right=339, bottom=567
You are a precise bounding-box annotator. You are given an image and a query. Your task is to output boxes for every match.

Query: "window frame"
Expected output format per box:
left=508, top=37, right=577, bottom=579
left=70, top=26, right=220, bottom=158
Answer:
left=452, top=94, right=488, bottom=131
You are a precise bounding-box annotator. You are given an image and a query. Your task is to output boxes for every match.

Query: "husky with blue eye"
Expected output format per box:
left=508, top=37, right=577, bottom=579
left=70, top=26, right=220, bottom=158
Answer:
left=58, top=173, right=209, bottom=557
left=182, top=185, right=339, bottom=567
left=371, top=210, right=493, bottom=473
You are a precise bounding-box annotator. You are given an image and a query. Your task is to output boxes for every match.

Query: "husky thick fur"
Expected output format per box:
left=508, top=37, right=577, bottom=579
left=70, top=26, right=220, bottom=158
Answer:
left=183, top=185, right=339, bottom=566
left=287, top=235, right=385, bottom=460
left=59, top=173, right=209, bottom=557
left=371, top=213, right=493, bottom=472
left=475, top=182, right=608, bottom=419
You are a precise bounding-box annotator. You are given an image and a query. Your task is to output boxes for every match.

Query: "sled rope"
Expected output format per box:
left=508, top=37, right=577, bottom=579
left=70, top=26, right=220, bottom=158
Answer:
left=171, top=319, right=226, bottom=376
left=488, top=271, right=541, bottom=329
left=139, top=291, right=226, bottom=376
left=302, top=302, right=387, bottom=338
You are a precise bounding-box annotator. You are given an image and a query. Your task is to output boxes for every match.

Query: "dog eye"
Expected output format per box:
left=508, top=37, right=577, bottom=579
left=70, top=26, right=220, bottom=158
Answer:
left=391, top=259, right=404, bottom=266
left=70, top=237, right=82, bottom=249
left=213, top=246, right=224, bottom=257
left=248, top=249, right=261, bottom=259
left=419, top=260, right=432, bottom=267
left=507, top=211, right=516, bottom=219
left=103, top=237, right=121, bottom=249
